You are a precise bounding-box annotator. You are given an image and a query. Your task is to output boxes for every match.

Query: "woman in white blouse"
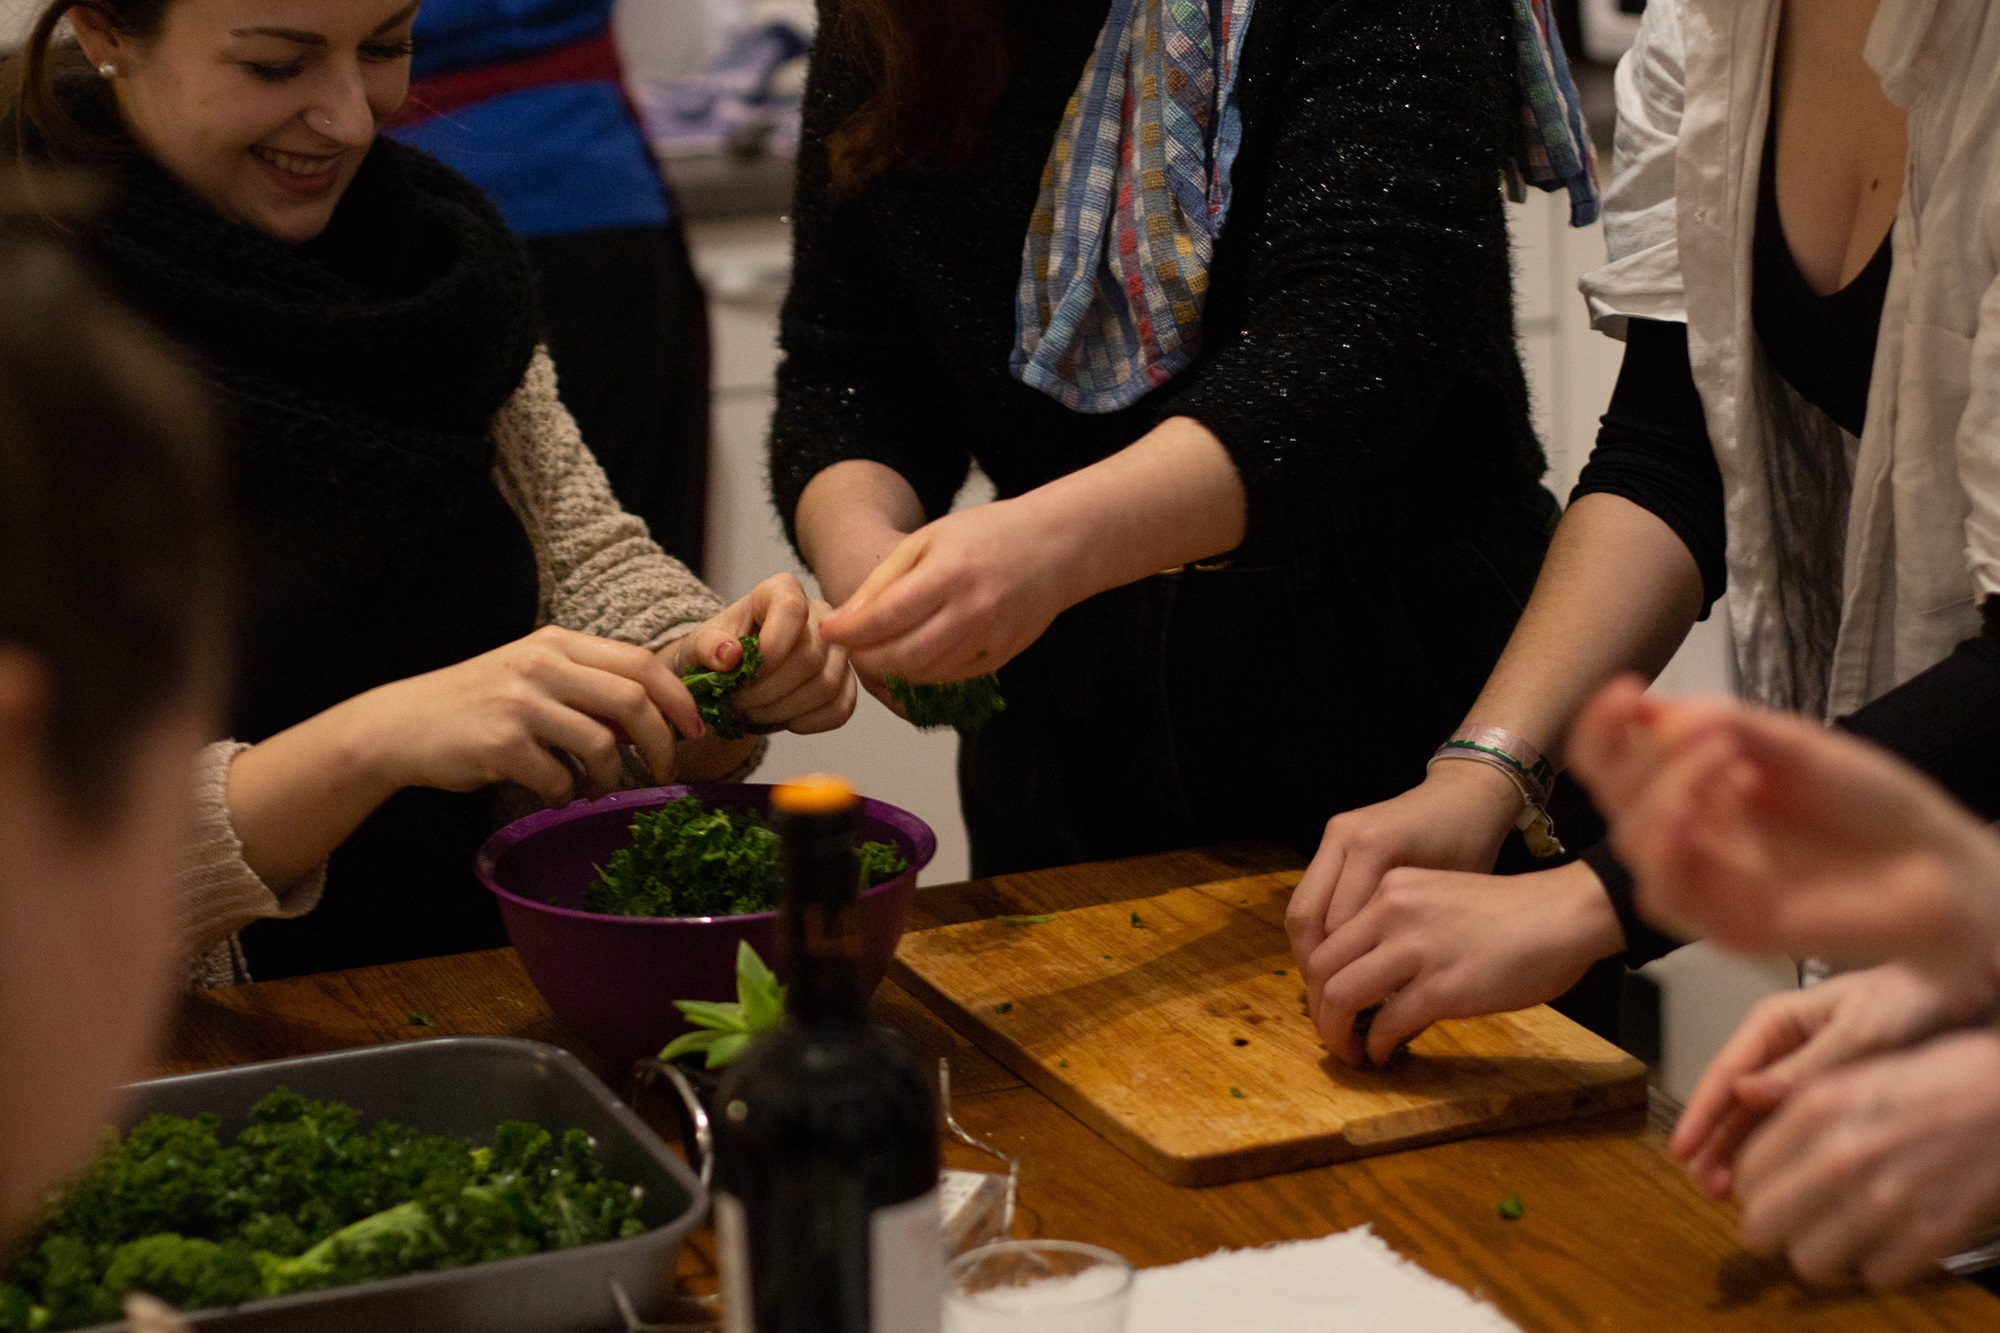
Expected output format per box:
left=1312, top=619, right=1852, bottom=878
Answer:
left=1281, top=0, right=2000, bottom=1281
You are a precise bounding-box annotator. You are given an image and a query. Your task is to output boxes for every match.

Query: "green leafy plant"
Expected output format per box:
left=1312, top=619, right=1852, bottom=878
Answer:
left=884, top=673, right=1006, bottom=732
left=0, top=1092, right=646, bottom=1330
left=681, top=635, right=763, bottom=740
left=661, top=942, right=786, bottom=1069
left=582, top=796, right=909, bottom=919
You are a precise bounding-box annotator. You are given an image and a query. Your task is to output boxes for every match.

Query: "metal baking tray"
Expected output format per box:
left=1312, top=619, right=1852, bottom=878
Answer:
left=73, top=1037, right=706, bottom=1333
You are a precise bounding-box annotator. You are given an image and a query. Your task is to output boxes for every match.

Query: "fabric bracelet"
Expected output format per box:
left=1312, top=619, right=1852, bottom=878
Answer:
left=1432, top=726, right=1556, bottom=808
left=1427, top=726, right=1564, bottom=858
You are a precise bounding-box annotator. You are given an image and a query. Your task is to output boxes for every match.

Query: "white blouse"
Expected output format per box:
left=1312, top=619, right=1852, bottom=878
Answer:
left=1580, top=0, right=2000, bottom=716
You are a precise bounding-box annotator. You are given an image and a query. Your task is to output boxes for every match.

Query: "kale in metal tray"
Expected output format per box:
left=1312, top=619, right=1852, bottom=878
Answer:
left=0, top=1091, right=645, bottom=1330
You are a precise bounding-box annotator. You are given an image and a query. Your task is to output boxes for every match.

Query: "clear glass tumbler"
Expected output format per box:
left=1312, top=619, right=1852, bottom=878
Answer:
left=943, top=1239, right=1133, bottom=1333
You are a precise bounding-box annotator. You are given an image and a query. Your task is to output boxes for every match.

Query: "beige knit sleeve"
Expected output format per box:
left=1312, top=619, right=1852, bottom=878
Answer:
left=179, top=741, right=327, bottom=962
left=490, top=348, right=726, bottom=649
left=490, top=349, right=767, bottom=780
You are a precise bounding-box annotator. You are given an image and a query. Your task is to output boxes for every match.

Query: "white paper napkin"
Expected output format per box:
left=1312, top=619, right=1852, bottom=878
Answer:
left=1126, top=1226, right=1520, bottom=1333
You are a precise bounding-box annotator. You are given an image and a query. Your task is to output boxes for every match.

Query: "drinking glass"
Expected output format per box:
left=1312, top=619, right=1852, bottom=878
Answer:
left=943, top=1239, right=1133, bottom=1333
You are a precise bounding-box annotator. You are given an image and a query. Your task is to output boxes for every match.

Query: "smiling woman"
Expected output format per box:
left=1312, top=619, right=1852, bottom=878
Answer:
left=11, top=0, right=418, bottom=242
left=0, top=1, right=862, bottom=983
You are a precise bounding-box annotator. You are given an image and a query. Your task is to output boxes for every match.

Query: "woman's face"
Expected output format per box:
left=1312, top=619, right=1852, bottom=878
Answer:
left=70, top=0, right=419, bottom=243
left=0, top=654, right=205, bottom=1238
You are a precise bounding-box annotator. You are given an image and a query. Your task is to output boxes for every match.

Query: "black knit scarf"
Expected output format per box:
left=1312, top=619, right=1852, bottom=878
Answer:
left=18, top=82, right=548, bottom=976
left=44, top=88, right=547, bottom=739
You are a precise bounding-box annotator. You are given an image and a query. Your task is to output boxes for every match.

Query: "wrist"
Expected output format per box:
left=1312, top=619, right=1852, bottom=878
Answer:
left=1005, top=488, right=1100, bottom=607
left=1552, top=859, right=1627, bottom=961
left=1423, top=758, right=1527, bottom=837
left=321, top=684, right=420, bottom=800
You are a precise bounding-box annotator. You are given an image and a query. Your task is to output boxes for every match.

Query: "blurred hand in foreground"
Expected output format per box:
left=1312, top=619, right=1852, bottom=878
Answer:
left=1569, top=678, right=2000, bottom=982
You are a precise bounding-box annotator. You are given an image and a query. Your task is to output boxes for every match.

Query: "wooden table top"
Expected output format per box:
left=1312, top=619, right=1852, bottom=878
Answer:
left=161, top=843, right=2000, bottom=1332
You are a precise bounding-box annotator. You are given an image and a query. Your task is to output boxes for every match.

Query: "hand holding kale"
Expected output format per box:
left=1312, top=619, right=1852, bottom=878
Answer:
left=680, top=635, right=763, bottom=740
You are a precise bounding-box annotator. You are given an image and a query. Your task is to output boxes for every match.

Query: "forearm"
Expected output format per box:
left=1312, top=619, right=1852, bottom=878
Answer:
left=796, top=460, right=929, bottom=606
left=1028, top=415, right=1247, bottom=603
left=226, top=695, right=404, bottom=891
left=1461, top=493, right=1705, bottom=763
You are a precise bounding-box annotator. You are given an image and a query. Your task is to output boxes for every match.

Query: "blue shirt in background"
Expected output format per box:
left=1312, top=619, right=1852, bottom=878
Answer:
left=388, top=0, right=671, bottom=239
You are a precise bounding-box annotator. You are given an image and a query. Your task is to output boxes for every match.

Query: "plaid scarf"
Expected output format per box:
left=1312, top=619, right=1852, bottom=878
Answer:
left=1012, top=0, right=1601, bottom=415
left=1514, top=0, right=1600, bottom=227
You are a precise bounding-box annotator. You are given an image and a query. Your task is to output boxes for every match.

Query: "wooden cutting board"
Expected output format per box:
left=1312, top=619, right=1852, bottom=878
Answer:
left=891, top=870, right=1648, bottom=1186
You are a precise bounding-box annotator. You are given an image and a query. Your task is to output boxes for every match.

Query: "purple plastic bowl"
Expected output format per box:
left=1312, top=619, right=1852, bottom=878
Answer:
left=476, top=784, right=936, bottom=1070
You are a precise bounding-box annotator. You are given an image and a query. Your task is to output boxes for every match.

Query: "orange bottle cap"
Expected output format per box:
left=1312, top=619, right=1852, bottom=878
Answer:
left=771, top=774, right=859, bottom=815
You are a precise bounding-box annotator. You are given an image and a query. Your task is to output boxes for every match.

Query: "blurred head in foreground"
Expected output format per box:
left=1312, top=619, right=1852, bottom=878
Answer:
left=0, top=197, right=226, bottom=1236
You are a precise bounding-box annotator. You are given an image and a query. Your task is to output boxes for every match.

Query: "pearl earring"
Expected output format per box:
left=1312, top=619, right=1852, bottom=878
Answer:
left=97, top=62, right=117, bottom=79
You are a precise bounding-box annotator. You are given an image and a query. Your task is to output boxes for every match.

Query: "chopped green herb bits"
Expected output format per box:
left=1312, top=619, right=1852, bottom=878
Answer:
left=999, top=914, right=1056, bottom=926
left=1498, top=1193, right=1524, bottom=1220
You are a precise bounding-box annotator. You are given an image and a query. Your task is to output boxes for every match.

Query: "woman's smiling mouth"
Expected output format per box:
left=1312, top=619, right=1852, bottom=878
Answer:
left=250, top=145, right=344, bottom=198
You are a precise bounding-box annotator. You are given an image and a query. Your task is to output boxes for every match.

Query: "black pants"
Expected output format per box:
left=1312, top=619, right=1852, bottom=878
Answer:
left=524, top=221, right=712, bottom=573
left=959, top=478, right=1626, bottom=1039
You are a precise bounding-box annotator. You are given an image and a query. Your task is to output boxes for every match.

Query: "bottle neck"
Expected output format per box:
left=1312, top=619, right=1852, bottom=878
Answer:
left=778, top=807, right=865, bottom=1026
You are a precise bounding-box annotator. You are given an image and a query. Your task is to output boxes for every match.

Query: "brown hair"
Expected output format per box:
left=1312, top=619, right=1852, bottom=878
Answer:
left=827, top=0, right=1011, bottom=199
left=0, top=186, right=228, bottom=821
left=4, top=2, right=177, bottom=165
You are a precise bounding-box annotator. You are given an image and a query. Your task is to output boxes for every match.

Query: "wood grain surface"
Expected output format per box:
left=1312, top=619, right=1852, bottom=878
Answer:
left=894, top=869, right=1646, bottom=1184
left=159, top=842, right=2000, bottom=1332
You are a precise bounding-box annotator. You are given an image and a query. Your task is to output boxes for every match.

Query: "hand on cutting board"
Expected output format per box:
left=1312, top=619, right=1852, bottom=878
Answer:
left=1732, top=1026, right=2000, bottom=1287
left=1672, top=963, right=1993, bottom=1204
left=1300, top=859, right=1623, bottom=1067
left=1570, top=678, right=2000, bottom=979
left=1285, top=761, right=1527, bottom=966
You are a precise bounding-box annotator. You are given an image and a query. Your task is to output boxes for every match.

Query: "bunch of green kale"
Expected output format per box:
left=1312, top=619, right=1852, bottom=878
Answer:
left=680, top=635, right=762, bottom=740
left=582, top=796, right=909, bottom=919
left=885, top=673, right=1006, bottom=732
left=0, top=1091, right=645, bottom=1331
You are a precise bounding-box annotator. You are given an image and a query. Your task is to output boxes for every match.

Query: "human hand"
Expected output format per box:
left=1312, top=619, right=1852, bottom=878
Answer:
left=1672, top=964, right=1993, bottom=1202
left=356, top=626, right=702, bottom=805
left=1569, top=677, right=2000, bottom=976
left=1733, top=1027, right=2000, bottom=1287
left=1285, top=762, right=1527, bottom=968
left=664, top=574, right=857, bottom=735
left=818, top=495, right=1080, bottom=686
left=1300, top=859, right=1624, bottom=1066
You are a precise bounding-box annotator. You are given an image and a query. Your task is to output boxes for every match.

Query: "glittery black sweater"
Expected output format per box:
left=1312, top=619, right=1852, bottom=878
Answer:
left=769, top=0, right=1544, bottom=561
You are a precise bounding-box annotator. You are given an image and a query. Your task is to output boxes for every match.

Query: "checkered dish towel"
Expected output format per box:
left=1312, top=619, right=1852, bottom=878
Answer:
left=1011, top=0, right=1600, bottom=415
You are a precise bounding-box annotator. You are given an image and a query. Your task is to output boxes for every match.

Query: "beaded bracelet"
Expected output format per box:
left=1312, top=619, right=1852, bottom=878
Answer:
left=1427, top=726, right=1566, bottom=858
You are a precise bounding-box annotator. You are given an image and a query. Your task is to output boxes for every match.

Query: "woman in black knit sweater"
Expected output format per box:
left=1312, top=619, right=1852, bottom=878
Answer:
left=772, top=0, right=1586, bottom=879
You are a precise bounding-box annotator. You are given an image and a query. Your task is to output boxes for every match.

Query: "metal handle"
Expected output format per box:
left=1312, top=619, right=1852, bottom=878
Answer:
left=635, top=1057, right=713, bottom=1189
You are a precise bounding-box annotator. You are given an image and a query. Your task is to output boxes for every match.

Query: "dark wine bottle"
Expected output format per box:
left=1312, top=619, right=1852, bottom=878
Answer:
left=715, top=776, right=942, bottom=1333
